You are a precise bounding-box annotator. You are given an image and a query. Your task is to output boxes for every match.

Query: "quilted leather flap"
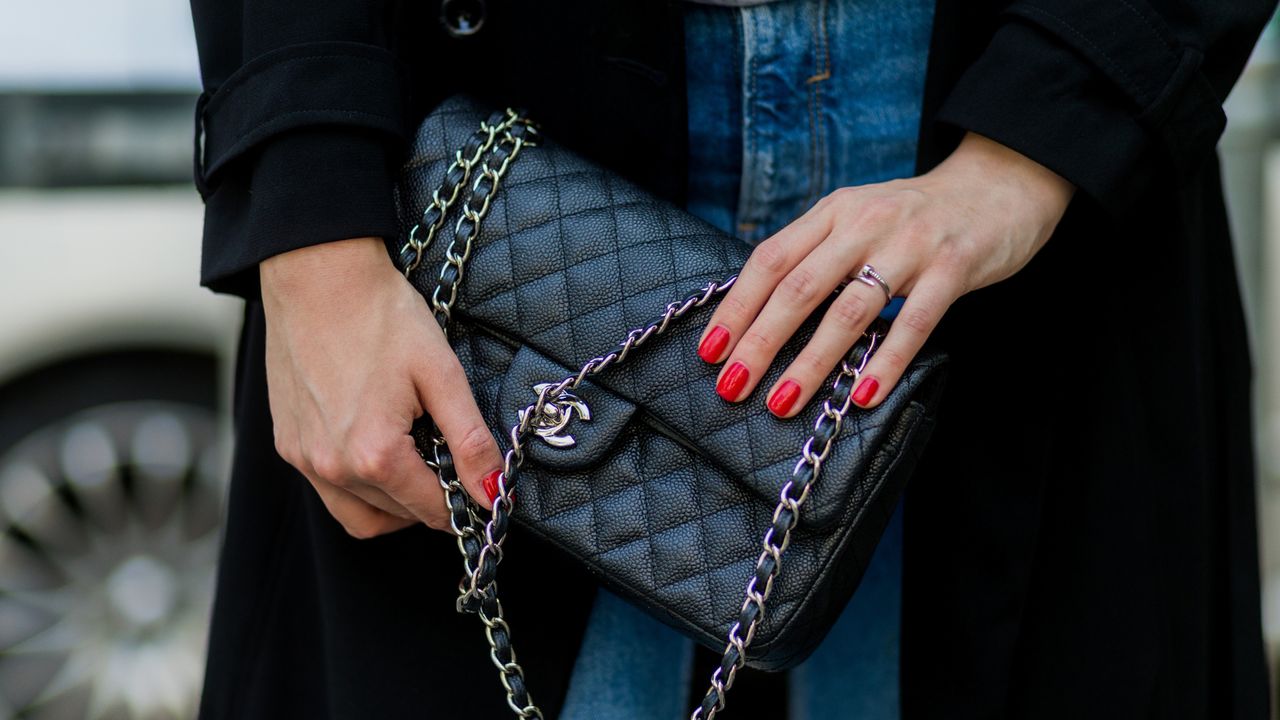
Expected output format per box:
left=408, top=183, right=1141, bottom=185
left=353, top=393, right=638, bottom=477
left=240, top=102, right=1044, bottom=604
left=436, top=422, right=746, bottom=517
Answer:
left=396, top=97, right=948, bottom=531
left=496, top=344, right=637, bottom=470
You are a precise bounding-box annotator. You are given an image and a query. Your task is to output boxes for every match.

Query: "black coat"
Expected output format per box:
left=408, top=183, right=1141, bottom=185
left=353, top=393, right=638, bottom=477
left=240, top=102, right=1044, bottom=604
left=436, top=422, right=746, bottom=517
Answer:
left=189, top=1, right=1274, bottom=717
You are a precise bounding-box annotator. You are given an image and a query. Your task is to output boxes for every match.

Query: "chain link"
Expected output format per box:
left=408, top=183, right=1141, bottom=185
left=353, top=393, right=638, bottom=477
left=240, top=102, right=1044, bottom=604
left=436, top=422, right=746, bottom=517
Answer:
left=399, top=109, right=530, bottom=276
left=689, top=326, right=882, bottom=720
left=407, top=109, right=885, bottom=720
left=454, top=272, right=738, bottom=720
left=430, top=113, right=537, bottom=333
left=415, top=110, right=545, bottom=718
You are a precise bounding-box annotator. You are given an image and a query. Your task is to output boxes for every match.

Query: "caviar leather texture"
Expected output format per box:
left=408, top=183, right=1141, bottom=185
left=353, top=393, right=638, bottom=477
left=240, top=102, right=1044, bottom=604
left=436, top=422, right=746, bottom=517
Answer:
left=393, top=97, right=948, bottom=670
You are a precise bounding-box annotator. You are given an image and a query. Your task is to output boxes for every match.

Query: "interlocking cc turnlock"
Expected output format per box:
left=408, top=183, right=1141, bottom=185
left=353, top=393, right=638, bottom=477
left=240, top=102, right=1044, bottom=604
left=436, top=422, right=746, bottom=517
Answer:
left=525, top=383, right=592, bottom=448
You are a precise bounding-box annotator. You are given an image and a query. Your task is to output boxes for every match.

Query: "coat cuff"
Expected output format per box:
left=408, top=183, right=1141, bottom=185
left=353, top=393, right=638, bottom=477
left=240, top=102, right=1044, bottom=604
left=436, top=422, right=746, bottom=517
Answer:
left=935, top=22, right=1149, bottom=213
left=194, top=40, right=408, bottom=298
left=195, top=41, right=405, bottom=191
left=935, top=0, right=1227, bottom=216
left=199, top=125, right=403, bottom=298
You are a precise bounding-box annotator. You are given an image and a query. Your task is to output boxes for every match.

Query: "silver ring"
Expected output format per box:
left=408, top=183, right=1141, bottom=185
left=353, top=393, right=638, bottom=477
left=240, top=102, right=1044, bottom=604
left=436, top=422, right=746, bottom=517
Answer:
left=853, top=264, right=892, bottom=307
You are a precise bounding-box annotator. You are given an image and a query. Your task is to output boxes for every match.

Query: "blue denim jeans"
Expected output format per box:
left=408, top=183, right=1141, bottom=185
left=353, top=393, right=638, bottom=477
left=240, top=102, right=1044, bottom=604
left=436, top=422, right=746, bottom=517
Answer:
left=561, top=1, right=932, bottom=718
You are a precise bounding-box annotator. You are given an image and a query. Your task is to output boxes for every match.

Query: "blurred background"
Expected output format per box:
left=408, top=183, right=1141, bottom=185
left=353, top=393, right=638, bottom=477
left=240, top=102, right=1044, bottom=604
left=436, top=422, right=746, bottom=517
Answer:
left=0, top=3, right=1277, bottom=718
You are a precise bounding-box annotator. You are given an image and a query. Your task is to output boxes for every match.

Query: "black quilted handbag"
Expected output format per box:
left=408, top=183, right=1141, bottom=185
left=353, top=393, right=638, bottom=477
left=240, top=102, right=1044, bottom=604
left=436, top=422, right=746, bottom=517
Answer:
left=392, top=97, right=948, bottom=719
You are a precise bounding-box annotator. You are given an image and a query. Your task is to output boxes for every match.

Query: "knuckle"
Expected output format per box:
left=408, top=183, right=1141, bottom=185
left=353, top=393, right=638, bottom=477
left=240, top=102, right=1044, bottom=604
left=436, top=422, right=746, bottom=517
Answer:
left=793, top=350, right=833, bottom=378
left=897, top=220, right=935, bottom=251
left=933, top=245, right=962, bottom=272
left=740, top=328, right=776, bottom=354
left=898, top=305, right=936, bottom=336
left=749, top=239, right=789, bottom=276
left=856, top=195, right=902, bottom=227
left=830, top=186, right=860, bottom=204
left=348, top=511, right=416, bottom=540
left=273, top=434, right=297, bottom=466
left=341, top=517, right=385, bottom=540
left=779, top=267, right=822, bottom=306
left=423, top=511, right=451, bottom=533
left=453, top=423, right=497, bottom=466
left=830, top=292, right=872, bottom=330
left=933, top=238, right=973, bottom=274
left=875, top=346, right=911, bottom=372
left=819, top=186, right=860, bottom=214
left=309, top=449, right=347, bottom=486
left=719, top=293, right=753, bottom=324
left=350, top=435, right=397, bottom=483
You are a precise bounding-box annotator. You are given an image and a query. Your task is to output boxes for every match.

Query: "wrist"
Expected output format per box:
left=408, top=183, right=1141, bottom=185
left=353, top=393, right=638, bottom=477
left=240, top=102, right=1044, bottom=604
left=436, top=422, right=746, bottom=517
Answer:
left=934, top=132, right=1075, bottom=238
left=260, top=237, right=390, bottom=299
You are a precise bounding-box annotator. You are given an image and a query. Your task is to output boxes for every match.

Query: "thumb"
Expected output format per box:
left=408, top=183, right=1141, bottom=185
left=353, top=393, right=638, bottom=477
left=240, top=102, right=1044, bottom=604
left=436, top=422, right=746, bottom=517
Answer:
left=412, top=342, right=503, bottom=511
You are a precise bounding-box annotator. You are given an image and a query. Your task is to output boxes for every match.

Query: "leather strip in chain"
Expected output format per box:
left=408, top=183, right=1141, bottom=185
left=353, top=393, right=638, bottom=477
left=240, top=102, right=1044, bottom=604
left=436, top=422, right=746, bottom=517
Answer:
left=411, top=108, right=893, bottom=720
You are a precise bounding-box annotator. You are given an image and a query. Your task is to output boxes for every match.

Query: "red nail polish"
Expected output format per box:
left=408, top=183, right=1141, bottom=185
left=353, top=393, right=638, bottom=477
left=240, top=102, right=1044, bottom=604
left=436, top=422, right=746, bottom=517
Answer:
left=852, top=377, right=879, bottom=407
left=716, top=362, right=750, bottom=401
left=768, top=380, right=802, bottom=417
left=698, top=325, right=731, bottom=364
left=482, top=470, right=501, bottom=503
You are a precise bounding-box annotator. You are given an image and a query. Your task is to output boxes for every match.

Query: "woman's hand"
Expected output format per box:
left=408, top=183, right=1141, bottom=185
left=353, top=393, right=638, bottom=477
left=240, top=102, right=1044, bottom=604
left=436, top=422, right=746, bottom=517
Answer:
left=260, top=237, right=502, bottom=538
left=696, top=132, right=1075, bottom=416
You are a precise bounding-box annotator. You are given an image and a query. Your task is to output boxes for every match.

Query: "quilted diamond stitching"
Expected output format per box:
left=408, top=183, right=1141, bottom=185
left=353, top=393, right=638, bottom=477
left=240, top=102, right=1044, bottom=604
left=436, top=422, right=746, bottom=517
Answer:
left=397, top=97, right=946, bottom=668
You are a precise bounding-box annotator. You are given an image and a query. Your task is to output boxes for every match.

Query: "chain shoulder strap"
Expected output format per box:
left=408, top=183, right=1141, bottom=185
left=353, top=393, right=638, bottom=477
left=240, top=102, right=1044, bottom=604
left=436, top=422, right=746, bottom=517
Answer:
left=408, top=109, right=885, bottom=720
left=398, top=110, right=526, bottom=276
left=690, top=327, right=880, bottom=720
left=416, top=110, right=545, bottom=718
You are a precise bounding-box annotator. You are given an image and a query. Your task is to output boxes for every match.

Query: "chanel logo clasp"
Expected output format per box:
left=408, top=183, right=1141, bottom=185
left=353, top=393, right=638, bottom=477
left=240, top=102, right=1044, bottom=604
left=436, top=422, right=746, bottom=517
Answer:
left=525, top=383, right=592, bottom=448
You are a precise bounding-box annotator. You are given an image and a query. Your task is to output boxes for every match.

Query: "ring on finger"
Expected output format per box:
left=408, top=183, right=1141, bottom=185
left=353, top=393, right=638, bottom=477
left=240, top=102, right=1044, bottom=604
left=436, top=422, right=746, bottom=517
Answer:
left=853, top=264, right=892, bottom=307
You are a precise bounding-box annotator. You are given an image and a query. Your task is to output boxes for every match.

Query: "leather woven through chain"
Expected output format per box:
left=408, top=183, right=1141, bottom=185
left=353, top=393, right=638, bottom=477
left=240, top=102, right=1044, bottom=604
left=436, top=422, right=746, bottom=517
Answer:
left=410, top=108, right=890, bottom=720
left=409, top=110, right=545, bottom=717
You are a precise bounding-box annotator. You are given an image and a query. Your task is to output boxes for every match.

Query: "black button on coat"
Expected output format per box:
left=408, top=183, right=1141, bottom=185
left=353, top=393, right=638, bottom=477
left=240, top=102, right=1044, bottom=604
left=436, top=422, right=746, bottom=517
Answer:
left=187, top=0, right=1274, bottom=717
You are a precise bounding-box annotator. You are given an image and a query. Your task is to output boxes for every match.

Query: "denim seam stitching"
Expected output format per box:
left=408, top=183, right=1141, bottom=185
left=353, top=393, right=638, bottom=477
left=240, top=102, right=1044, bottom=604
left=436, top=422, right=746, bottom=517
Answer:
left=807, top=0, right=832, bottom=208
left=736, top=7, right=760, bottom=238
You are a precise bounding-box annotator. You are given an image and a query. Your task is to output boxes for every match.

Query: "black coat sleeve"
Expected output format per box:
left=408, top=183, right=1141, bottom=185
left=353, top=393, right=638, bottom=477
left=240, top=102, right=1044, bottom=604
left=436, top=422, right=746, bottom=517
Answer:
left=189, top=0, right=409, bottom=298
left=933, top=0, right=1276, bottom=214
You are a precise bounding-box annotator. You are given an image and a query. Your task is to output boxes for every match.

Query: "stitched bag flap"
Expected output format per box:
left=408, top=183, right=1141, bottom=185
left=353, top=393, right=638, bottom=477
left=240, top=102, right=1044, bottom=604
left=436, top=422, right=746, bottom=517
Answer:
left=396, top=97, right=947, bottom=530
left=496, top=344, right=638, bottom=471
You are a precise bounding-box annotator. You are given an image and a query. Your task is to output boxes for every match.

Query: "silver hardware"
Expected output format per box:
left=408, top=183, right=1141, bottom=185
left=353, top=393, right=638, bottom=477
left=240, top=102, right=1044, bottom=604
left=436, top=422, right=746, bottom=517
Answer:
left=854, top=263, right=893, bottom=307
left=403, top=110, right=885, bottom=720
left=690, top=327, right=882, bottom=720
left=521, top=383, right=591, bottom=448
left=400, top=111, right=527, bottom=276
left=430, top=111, right=537, bottom=333
left=454, top=274, right=737, bottom=720
left=415, top=112, right=544, bottom=719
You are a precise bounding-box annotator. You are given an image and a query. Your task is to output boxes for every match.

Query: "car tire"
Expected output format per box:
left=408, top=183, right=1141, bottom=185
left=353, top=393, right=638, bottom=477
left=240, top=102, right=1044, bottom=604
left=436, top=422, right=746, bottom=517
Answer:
left=0, top=350, right=227, bottom=720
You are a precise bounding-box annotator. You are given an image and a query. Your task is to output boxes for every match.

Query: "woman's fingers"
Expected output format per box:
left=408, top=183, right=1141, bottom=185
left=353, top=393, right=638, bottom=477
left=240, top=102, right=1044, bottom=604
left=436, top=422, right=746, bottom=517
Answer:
left=848, top=272, right=957, bottom=409
left=301, top=415, right=451, bottom=529
left=762, top=277, right=893, bottom=417
left=414, top=330, right=504, bottom=510
left=696, top=212, right=831, bottom=364
left=305, top=472, right=417, bottom=539
left=344, top=483, right=418, bottom=521
left=714, top=240, right=875, bottom=402
left=356, top=433, right=456, bottom=527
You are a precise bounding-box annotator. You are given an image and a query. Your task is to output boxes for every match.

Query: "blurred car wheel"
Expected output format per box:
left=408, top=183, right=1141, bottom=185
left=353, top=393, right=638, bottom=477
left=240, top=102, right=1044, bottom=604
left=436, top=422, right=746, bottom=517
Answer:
left=0, top=351, right=226, bottom=720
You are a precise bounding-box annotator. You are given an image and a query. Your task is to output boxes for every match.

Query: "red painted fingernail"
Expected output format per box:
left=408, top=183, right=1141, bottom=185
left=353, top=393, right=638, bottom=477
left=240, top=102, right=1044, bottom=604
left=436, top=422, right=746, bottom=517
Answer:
left=852, top=377, right=879, bottom=407
left=698, top=325, right=731, bottom=364
left=716, top=362, right=751, bottom=401
left=482, top=470, right=501, bottom=503
left=768, top=380, right=802, bottom=417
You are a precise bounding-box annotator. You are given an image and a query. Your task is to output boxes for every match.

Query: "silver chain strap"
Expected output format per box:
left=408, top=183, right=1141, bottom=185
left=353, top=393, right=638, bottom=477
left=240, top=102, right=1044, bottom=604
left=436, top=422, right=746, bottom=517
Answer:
left=417, top=110, right=544, bottom=718
left=399, top=110, right=529, bottom=276
left=408, top=109, right=884, bottom=720
left=690, top=328, right=880, bottom=720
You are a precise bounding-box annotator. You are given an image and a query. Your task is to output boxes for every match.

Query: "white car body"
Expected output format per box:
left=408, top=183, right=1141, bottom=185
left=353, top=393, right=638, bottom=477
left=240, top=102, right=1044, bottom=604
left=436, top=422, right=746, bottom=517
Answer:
left=0, top=187, right=241, bottom=391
